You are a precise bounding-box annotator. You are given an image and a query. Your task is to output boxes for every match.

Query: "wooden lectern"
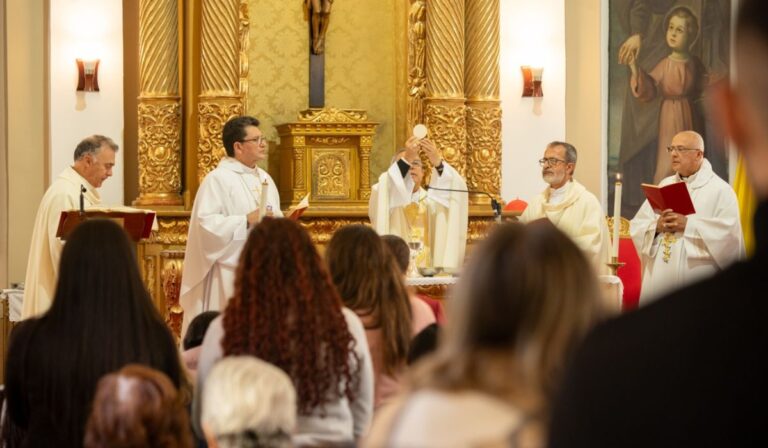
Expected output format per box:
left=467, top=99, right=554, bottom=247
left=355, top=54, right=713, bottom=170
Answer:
left=56, top=209, right=156, bottom=242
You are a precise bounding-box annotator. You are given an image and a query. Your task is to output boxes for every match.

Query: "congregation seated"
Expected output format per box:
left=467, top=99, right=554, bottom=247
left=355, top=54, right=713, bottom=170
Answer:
left=407, top=323, right=441, bottom=365
left=194, top=218, right=374, bottom=447
left=84, top=364, right=192, bottom=448
left=381, top=234, right=446, bottom=324
left=326, top=225, right=435, bottom=408
left=2, top=219, right=186, bottom=447
left=182, top=310, right=220, bottom=382
left=364, top=220, right=608, bottom=447
left=201, top=356, right=296, bottom=448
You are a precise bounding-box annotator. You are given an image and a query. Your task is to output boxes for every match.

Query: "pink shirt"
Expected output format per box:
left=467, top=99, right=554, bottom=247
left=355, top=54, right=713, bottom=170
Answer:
left=361, top=296, right=436, bottom=408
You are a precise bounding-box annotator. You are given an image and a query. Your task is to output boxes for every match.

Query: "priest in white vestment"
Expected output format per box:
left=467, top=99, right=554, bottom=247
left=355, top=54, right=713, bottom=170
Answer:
left=22, top=135, right=119, bottom=319
left=631, top=131, right=744, bottom=304
left=181, top=116, right=282, bottom=333
left=369, top=137, right=468, bottom=270
left=520, top=141, right=611, bottom=274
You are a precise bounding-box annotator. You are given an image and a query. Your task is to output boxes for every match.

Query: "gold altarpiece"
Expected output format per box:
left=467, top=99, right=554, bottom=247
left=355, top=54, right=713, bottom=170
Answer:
left=133, top=0, right=505, bottom=324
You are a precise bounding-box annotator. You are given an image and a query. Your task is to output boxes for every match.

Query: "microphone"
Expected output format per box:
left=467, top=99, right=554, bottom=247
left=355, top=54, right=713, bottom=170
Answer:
left=79, top=185, right=86, bottom=216
left=424, top=185, right=503, bottom=220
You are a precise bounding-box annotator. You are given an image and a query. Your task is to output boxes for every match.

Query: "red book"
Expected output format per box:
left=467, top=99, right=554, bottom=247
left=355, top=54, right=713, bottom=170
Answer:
left=641, top=182, right=696, bottom=215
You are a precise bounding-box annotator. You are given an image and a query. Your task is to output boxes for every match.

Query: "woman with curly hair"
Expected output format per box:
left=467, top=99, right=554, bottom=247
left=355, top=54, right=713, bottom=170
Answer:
left=85, top=364, right=192, bottom=448
left=365, top=220, right=608, bottom=447
left=325, top=225, right=435, bottom=408
left=194, top=218, right=374, bottom=447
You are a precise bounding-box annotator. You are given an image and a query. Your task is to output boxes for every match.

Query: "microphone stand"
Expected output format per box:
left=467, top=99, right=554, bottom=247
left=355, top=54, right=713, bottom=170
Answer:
left=79, top=185, right=86, bottom=217
left=425, top=185, right=503, bottom=222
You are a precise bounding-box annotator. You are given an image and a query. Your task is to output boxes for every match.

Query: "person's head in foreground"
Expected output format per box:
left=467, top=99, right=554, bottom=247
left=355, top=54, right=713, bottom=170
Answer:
left=399, top=220, right=606, bottom=444
left=713, top=0, right=768, bottom=201
left=326, top=224, right=413, bottom=375
left=183, top=310, right=221, bottom=351
left=381, top=234, right=411, bottom=275
left=222, top=218, right=359, bottom=414
left=202, top=356, right=297, bottom=448
left=84, top=364, right=192, bottom=448
left=7, top=219, right=184, bottom=446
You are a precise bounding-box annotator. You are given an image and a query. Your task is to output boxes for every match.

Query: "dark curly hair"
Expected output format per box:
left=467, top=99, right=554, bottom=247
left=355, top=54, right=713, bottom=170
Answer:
left=326, top=225, right=413, bottom=375
left=84, top=364, right=192, bottom=448
left=222, top=218, right=358, bottom=414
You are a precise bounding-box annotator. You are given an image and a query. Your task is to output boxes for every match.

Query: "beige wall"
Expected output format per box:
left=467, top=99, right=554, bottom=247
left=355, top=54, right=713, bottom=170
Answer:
left=6, top=0, right=46, bottom=285
left=246, top=0, right=402, bottom=180
left=565, top=0, right=604, bottom=201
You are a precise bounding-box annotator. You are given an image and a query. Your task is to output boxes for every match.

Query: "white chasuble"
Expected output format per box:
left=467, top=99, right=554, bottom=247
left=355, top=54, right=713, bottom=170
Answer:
left=520, top=180, right=612, bottom=275
left=22, top=168, right=100, bottom=319
left=631, top=159, right=744, bottom=305
left=369, top=160, right=469, bottom=269
left=180, top=158, right=282, bottom=333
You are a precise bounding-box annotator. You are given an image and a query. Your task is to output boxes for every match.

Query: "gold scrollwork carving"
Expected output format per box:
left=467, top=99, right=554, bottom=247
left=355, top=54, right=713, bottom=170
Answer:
left=358, top=146, right=372, bottom=200
left=197, top=101, right=243, bottom=183
left=425, top=102, right=468, bottom=175
left=146, top=217, right=189, bottom=245
left=160, top=250, right=185, bottom=341
left=468, top=217, right=497, bottom=244
left=415, top=284, right=451, bottom=300
left=424, top=0, right=465, bottom=98
left=606, top=216, right=631, bottom=238
left=310, top=136, right=351, bottom=145
left=293, top=147, right=306, bottom=190
left=465, top=0, right=501, bottom=100
left=466, top=105, right=501, bottom=198
left=137, top=101, right=183, bottom=203
left=313, top=152, right=348, bottom=198
left=298, top=108, right=369, bottom=123
left=300, top=218, right=370, bottom=245
left=238, top=0, right=250, bottom=111
left=143, top=255, right=157, bottom=301
left=407, top=0, right=427, bottom=129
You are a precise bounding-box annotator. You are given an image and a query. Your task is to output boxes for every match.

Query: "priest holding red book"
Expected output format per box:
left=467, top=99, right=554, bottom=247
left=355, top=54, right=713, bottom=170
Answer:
left=630, top=130, right=744, bottom=304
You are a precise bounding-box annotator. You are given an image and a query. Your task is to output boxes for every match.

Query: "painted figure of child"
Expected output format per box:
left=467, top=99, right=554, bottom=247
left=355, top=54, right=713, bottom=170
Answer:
left=625, top=5, right=706, bottom=184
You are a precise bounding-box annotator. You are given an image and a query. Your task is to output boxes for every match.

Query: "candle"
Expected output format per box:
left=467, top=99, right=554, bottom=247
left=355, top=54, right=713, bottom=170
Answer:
left=612, top=173, right=622, bottom=259
left=258, top=179, right=269, bottom=221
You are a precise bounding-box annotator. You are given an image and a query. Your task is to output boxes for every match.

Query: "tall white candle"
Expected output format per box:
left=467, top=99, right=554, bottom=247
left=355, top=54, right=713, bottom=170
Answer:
left=258, top=179, right=269, bottom=221
left=612, top=173, right=622, bottom=259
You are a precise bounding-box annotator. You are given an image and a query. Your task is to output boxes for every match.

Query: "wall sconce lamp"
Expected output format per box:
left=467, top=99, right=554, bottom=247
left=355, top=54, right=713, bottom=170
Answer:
left=76, top=59, right=100, bottom=92
left=521, top=66, right=543, bottom=97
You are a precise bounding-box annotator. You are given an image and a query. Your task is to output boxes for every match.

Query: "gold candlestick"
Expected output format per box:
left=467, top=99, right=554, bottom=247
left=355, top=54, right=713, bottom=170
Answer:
left=606, top=256, right=626, bottom=276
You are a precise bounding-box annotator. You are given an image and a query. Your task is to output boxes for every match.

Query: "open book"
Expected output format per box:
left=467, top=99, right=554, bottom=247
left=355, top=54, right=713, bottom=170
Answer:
left=285, top=194, right=309, bottom=220
left=641, top=182, right=696, bottom=215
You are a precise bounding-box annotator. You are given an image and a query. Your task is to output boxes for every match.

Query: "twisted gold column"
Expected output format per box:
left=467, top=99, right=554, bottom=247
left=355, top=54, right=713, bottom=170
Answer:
left=465, top=0, right=501, bottom=204
left=424, top=0, right=467, bottom=176
left=197, top=0, right=249, bottom=183
left=134, top=0, right=183, bottom=206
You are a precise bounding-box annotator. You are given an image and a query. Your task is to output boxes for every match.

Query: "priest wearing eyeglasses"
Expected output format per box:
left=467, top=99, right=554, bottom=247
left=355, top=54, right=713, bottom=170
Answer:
left=520, top=141, right=611, bottom=274
left=630, top=130, right=744, bottom=305
left=180, top=116, right=282, bottom=334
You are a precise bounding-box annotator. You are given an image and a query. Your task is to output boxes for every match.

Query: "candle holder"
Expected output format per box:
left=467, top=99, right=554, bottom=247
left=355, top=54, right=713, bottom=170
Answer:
left=606, top=256, right=626, bottom=276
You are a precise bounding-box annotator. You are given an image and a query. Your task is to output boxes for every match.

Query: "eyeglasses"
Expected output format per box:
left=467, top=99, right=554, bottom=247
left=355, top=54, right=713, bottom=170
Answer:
left=666, top=145, right=701, bottom=154
left=241, top=136, right=268, bottom=145
left=538, top=157, right=567, bottom=167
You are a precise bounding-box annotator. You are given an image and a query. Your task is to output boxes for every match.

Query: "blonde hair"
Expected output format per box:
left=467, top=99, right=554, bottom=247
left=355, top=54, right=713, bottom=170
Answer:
left=202, top=356, right=296, bottom=448
left=410, top=220, right=606, bottom=415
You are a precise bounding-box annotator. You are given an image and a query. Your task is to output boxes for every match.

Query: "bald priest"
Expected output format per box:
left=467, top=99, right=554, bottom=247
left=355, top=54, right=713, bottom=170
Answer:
left=630, top=130, right=744, bottom=304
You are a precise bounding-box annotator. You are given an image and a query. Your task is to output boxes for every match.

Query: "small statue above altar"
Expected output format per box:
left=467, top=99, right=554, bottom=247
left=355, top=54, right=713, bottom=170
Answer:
left=304, top=0, right=334, bottom=55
